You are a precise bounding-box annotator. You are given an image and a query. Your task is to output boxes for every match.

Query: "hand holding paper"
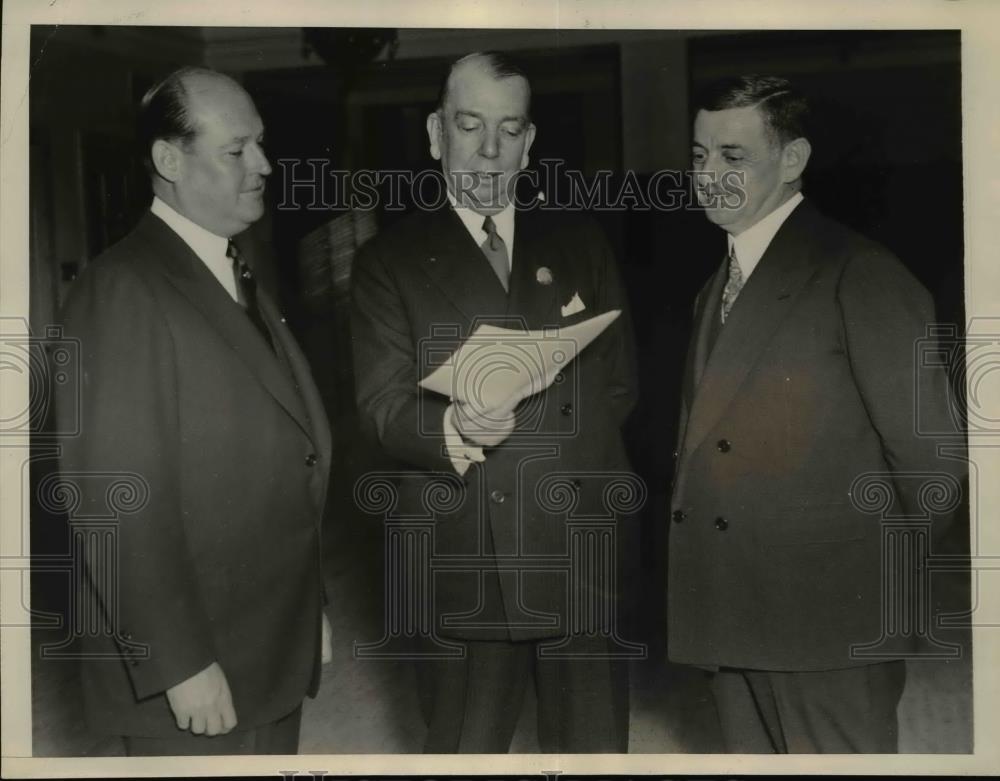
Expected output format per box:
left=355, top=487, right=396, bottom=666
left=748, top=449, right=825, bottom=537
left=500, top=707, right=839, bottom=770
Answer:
left=419, top=310, right=621, bottom=413
left=452, top=396, right=519, bottom=447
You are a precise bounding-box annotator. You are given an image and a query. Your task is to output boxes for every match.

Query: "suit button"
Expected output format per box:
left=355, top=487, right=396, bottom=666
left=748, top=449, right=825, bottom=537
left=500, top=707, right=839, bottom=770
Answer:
left=572, top=479, right=582, bottom=491
left=717, top=439, right=731, bottom=453
left=672, top=450, right=679, bottom=461
left=305, top=453, right=318, bottom=466
left=672, top=509, right=685, bottom=523
left=122, top=631, right=133, bottom=641
left=560, top=403, right=573, bottom=416
left=554, top=372, right=565, bottom=384
left=129, top=659, right=139, bottom=667
left=490, top=490, right=506, bottom=504
left=714, top=516, right=729, bottom=531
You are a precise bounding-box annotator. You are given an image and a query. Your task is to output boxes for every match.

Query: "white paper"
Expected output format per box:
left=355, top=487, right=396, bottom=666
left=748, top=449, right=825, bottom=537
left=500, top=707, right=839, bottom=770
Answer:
left=419, top=309, right=621, bottom=409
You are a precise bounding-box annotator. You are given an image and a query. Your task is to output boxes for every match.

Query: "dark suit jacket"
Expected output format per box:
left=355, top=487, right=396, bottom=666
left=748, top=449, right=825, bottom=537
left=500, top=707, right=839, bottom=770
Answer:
left=57, top=212, right=332, bottom=737
left=351, top=206, right=637, bottom=642
left=668, top=199, right=965, bottom=671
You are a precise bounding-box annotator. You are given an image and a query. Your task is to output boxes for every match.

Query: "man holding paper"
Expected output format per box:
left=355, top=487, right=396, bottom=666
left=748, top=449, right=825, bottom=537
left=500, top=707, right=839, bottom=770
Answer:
left=351, top=51, right=637, bottom=753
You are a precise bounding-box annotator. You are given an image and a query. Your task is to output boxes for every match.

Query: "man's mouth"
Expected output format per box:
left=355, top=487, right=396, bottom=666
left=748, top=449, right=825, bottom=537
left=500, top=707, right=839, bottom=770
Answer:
left=466, top=172, right=498, bottom=185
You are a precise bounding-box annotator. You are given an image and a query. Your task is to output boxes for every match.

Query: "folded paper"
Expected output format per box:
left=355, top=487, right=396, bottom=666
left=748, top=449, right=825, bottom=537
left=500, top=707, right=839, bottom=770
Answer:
left=419, top=309, right=621, bottom=410
left=561, top=292, right=586, bottom=317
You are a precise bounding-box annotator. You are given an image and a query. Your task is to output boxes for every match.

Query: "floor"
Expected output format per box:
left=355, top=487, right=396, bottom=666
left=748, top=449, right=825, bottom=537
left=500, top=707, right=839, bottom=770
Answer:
left=29, top=504, right=974, bottom=757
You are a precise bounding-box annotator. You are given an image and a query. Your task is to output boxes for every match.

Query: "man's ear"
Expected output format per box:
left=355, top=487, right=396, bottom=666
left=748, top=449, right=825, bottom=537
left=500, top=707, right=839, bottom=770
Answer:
left=780, top=137, right=812, bottom=184
left=426, top=111, right=443, bottom=161
left=520, top=123, right=537, bottom=169
left=151, top=139, right=183, bottom=183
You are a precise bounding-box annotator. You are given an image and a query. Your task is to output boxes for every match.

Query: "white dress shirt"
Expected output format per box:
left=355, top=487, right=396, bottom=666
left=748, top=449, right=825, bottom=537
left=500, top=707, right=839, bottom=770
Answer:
left=448, top=192, right=516, bottom=269
left=151, top=196, right=239, bottom=302
left=728, top=191, right=804, bottom=281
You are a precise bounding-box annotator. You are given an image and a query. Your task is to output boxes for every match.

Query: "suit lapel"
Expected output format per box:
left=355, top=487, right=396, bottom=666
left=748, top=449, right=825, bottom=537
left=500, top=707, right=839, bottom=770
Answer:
left=681, top=201, right=826, bottom=458
left=258, top=291, right=332, bottom=503
left=136, top=213, right=316, bottom=446
left=689, top=260, right=728, bottom=396
left=506, top=209, right=559, bottom=328
left=417, top=207, right=509, bottom=326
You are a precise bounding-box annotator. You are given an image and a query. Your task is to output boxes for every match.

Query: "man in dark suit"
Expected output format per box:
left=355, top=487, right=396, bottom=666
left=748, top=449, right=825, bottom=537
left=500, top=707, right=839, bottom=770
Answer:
left=668, top=75, right=965, bottom=753
left=57, top=66, right=332, bottom=755
left=351, top=51, right=637, bottom=753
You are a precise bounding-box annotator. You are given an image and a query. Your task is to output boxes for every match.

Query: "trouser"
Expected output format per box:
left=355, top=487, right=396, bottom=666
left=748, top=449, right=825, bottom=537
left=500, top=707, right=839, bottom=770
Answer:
left=710, top=661, right=906, bottom=753
left=123, top=704, right=302, bottom=756
left=416, top=636, right=629, bottom=753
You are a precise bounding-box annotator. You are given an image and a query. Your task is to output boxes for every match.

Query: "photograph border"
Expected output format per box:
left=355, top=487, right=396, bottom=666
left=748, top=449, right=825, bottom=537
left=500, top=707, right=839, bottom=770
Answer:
left=2, top=0, right=998, bottom=776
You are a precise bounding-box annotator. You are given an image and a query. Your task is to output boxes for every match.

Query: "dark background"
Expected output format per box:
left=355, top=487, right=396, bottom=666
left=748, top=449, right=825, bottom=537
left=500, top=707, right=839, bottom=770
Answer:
left=26, top=26, right=966, bottom=754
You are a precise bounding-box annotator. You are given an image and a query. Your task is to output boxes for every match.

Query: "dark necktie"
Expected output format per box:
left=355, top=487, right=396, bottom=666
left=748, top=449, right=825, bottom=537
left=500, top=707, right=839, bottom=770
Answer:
left=480, top=215, right=510, bottom=293
left=720, top=245, right=745, bottom=324
left=227, top=241, right=274, bottom=351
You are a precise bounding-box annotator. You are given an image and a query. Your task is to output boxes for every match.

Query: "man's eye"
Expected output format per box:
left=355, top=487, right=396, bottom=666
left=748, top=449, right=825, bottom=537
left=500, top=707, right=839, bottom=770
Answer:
left=501, top=125, right=523, bottom=137
left=228, top=149, right=244, bottom=157
left=724, top=155, right=744, bottom=164
left=459, top=122, right=481, bottom=132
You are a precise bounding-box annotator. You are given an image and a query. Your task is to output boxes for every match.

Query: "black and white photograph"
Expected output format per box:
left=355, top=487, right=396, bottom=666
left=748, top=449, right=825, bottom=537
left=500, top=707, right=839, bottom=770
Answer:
left=1, top=0, right=998, bottom=776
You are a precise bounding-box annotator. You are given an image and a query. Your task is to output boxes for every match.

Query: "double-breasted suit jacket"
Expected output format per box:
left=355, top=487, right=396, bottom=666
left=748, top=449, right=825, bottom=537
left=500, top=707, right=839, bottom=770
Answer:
left=58, top=212, right=332, bottom=737
left=668, top=200, right=965, bottom=672
left=351, top=206, right=637, bottom=642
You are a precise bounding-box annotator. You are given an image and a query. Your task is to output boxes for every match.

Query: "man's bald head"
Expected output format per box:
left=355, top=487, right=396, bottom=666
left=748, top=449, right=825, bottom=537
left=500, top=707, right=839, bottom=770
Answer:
left=137, top=66, right=244, bottom=175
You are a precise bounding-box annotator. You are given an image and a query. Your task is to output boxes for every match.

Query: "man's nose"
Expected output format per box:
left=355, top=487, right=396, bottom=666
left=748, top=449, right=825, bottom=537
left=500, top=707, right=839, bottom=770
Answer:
left=249, top=143, right=272, bottom=176
left=694, top=159, right=722, bottom=191
left=478, top=129, right=500, bottom=159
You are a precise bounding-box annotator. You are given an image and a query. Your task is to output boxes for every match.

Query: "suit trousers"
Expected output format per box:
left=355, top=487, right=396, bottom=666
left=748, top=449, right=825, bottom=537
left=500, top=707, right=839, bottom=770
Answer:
left=123, top=705, right=302, bottom=756
left=416, top=636, right=629, bottom=753
left=709, top=662, right=906, bottom=753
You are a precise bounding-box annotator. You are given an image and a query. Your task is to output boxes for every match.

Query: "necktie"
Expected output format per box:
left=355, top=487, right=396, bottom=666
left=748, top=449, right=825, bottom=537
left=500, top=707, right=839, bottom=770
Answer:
left=480, top=216, right=510, bottom=293
left=720, top=245, right=744, bottom=324
left=228, top=241, right=274, bottom=351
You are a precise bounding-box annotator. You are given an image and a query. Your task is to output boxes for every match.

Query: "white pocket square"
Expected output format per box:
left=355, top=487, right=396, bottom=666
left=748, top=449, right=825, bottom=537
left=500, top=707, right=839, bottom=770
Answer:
left=561, top=292, right=586, bottom=317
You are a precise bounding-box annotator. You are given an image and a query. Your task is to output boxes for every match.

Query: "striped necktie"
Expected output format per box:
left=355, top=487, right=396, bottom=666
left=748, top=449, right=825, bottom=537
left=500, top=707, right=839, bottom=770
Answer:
left=228, top=241, right=274, bottom=351
left=480, top=216, right=510, bottom=293
left=720, top=245, right=744, bottom=324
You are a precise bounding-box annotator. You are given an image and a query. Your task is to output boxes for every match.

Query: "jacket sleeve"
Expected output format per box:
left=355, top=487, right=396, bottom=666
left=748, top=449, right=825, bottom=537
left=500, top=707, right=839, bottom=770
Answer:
left=350, top=240, right=456, bottom=473
left=58, top=261, right=216, bottom=699
left=836, top=244, right=967, bottom=538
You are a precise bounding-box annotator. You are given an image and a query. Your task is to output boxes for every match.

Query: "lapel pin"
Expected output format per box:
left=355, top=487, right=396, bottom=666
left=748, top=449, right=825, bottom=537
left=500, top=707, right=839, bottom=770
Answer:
left=777, top=293, right=791, bottom=300
left=428, top=256, right=437, bottom=263
left=536, top=266, right=553, bottom=285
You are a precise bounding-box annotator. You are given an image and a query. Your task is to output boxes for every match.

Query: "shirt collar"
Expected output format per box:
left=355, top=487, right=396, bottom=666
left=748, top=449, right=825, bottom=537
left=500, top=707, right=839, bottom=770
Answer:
left=447, top=191, right=516, bottom=266
left=150, top=196, right=238, bottom=300
left=151, top=196, right=229, bottom=259
left=728, top=191, right=804, bottom=280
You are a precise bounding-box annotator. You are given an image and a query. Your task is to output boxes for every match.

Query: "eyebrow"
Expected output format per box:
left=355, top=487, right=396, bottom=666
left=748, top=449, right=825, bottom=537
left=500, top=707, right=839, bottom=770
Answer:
left=224, top=131, right=265, bottom=145
left=691, top=141, right=747, bottom=152
left=454, top=110, right=526, bottom=124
